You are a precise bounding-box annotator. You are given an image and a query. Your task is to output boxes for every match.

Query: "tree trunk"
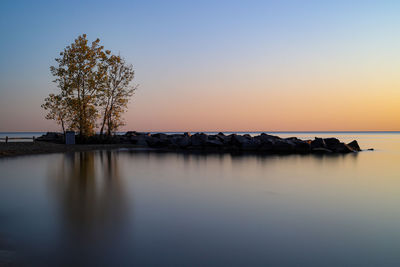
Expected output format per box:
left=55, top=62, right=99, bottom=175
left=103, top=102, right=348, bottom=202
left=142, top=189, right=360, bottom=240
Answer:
left=61, top=119, right=65, bottom=134
left=106, top=104, right=114, bottom=136
left=61, top=119, right=66, bottom=142
left=100, top=103, right=109, bottom=136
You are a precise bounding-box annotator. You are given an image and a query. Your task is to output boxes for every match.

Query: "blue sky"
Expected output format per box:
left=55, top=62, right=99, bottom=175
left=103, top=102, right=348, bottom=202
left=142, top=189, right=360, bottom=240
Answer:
left=1, top=0, right=400, bottom=131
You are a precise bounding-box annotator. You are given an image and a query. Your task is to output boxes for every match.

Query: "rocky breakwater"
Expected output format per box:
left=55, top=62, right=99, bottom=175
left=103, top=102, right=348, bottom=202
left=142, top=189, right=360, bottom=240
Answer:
left=123, top=132, right=363, bottom=154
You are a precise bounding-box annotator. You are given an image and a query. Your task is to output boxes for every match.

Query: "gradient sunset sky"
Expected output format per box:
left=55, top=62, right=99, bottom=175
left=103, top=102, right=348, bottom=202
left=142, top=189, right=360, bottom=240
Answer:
left=1, top=0, right=399, bottom=132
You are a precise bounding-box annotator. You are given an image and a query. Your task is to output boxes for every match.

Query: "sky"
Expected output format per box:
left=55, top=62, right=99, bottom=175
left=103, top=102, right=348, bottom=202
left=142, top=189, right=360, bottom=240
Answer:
left=0, top=0, right=399, bottom=132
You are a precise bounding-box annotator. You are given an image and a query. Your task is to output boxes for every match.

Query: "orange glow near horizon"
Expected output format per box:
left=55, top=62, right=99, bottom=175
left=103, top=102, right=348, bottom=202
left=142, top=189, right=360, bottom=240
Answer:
left=1, top=1, right=400, bottom=132
left=119, top=69, right=400, bottom=132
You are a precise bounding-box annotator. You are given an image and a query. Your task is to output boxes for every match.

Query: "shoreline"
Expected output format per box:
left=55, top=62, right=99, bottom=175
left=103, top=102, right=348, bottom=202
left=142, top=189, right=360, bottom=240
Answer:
left=0, top=142, right=365, bottom=159
left=0, top=142, right=143, bottom=158
left=1, top=132, right=365, bottom=158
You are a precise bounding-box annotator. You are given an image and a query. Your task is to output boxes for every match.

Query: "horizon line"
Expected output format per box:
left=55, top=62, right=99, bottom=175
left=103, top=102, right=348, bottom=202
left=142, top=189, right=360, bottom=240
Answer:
left=1, top=130, right=400, bottom=134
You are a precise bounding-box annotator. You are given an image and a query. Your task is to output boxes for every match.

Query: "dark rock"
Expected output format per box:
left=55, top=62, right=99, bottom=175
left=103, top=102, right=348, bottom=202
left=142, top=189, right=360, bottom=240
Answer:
left=255, top=134, right=281, bottom=152
left=293, top=140, right=311, bottom=153
left=125, top=131, right=150, bottom=137
left=256, top=133, right=280, bottom=144
left=332, top=143, right=355, bottom=153
left=347, top=140, right=361, bottom=151
left=230, top=134, right=250, bottom=147
left=146, top=136, right=170, bottom=147
left=125, top=131, right=138, bottom=136
left=273, top=139, right=295, bottom=153
left=174, top=136, right=191, bottom=148
left=285, top=137, right=300, bottom=141
left=151, top=133, right=168, bottom=139
left=242, top=138, right=261, bottom=151
left=260, top=133, right=281, bottom=140
left=259, top=141, right=274, bottom=152
left=130, top=135, right=148, bottom=146
left=205, top=139, right=223, bottom=147
left=311, top=138, right=326, bottom=149
left=312, top=148, right=333, bottom=153
left=324, top=138, right=341, bottom=151
left=129, top=135, right=140, bottom=144
left=207, top=135, right=218, bottom=140
left=285, top=137, right=310, bottom=153
left=36, top=132, right=64, bottom=143
left=50, top=130, right=362, bottom=154
left=216, top=133, right=231, bottom=144
left=312, top=138, right=355, bottom=153
left=190, top=133, right=208, bottom=147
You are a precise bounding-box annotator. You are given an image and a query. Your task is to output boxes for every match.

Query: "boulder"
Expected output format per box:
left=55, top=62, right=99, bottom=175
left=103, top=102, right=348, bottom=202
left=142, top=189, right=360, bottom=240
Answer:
left=273, top=139, right=295, bottom=153
left=242, top=138, right=261, bottom=151
left=125, top=131, right=150, bottom=137
left=216, top=133, right=231, bottom=144
left=324, top=138, right=341, bottom=150
left=91, top=131, right=363, bottom=154
left=151, top=133, right=168, bottom=139
left=146, top=136, right=170, bottom=148
left=190, top=133, right=208, bottom=147
left=207, top=135, right=218, bottom=140
left=173, top=136, right=191, bottom=148
left=258, top=139, right=274, bottom=152
left=315, top=138, right=355, bottom=153
left=230, top=134, right=250, bottom=148
left=312, top=148, right=333, bottom=153
left=205, top=139, right=223, bottom=147
left=131, top=135, right=149, bottom=146
left=36, top=132, right=64, bottom=143
left=133, top=137, right=148, bottom=146
left=293, top=140, right=311, bottom=153
left=311, top=138, right=326, bottom=149
left=125, top=131, right=138, bottom=136
left=347, top=140, right=361, bottom=151
left=332, top=142, right=355, bottom=153
left=256, top=133, right=280, bottom=144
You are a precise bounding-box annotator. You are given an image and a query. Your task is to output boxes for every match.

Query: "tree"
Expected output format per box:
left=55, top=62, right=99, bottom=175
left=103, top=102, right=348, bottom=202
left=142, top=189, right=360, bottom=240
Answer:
left=49, top=34, right=109, bottom=137
left=100, top=55, right=136, bottom=136
left=41, top=93, right=69, bottom=133
left=43, top=34, right=136, bottom=139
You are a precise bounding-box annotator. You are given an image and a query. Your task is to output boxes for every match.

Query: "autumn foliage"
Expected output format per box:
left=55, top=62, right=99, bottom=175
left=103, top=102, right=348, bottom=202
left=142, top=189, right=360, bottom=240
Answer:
left=42, top=34, right=136, bottom=137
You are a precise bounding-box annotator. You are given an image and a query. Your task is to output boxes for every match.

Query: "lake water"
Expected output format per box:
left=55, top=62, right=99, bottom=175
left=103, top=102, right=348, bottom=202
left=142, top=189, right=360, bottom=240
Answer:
left=0, top=132, right=400, bottom=266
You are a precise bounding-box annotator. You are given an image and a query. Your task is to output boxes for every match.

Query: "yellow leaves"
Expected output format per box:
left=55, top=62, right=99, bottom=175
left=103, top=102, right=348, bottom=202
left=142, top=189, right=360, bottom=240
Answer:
left=47, top=34, right=136, bottom=136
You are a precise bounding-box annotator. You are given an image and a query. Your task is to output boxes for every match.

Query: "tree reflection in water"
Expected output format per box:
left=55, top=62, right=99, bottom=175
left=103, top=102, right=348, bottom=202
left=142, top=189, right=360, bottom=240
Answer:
left=48, top=150, right=130, bottom=265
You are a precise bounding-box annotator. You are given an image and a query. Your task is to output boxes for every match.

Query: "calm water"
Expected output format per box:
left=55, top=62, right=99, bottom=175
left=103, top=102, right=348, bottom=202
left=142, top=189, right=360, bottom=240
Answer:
left=1, top=132, right=400, bottom=266
left=0, top=132, right=45, bottom=142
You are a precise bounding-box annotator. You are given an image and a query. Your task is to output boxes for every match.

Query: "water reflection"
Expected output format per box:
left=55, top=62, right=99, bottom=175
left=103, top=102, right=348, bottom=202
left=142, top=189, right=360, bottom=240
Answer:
left=48, top=150, right=130, bottom=265
left=3, top=132, right=400, bottom=266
